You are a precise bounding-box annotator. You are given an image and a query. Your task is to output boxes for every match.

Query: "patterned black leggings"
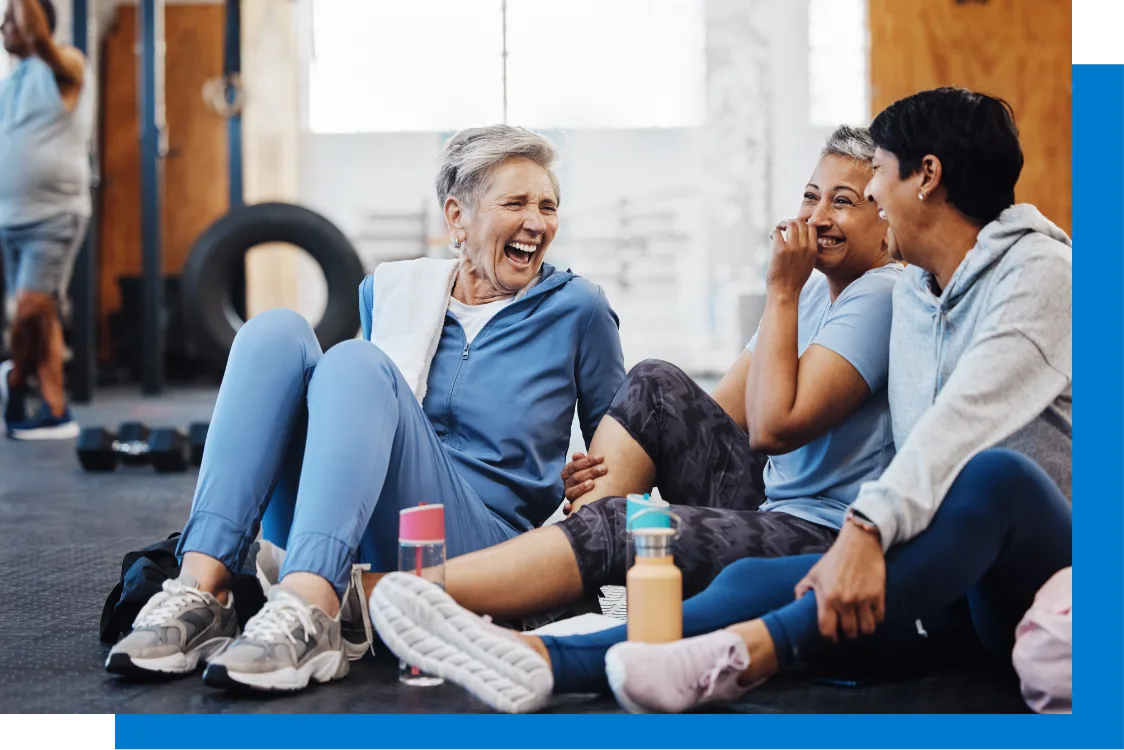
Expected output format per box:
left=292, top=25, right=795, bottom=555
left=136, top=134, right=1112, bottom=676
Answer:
left=556, top=359, right=838, bottom=599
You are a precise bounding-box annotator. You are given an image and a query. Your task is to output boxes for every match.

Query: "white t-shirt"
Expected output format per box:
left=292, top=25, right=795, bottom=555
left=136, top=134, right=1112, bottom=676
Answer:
left=447, top=296, right=513, bottom=344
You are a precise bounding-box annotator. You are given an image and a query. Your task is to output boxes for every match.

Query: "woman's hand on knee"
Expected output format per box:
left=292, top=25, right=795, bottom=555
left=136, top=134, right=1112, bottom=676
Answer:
left=561, top=452, right=606, bottom=506
left=795, top=523, right=886, bottom=643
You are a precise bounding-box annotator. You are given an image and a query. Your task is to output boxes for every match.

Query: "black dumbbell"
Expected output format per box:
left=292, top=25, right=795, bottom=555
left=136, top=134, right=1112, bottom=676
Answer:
left=76, top=422, right=190, bottom=473
left=188, top=422, right=208, bottom=467
left=116, top=421, right=153, bottom=466
left=75, top=423, right=152, bottom=472
left=148, top=428, right=189, bottom=473
left=77, top=426, right=121, bottom=472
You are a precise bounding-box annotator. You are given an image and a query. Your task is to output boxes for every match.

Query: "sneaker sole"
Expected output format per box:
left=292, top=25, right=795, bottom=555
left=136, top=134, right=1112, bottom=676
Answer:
left=202, top=649, right=348, bottom=692
left=604, top=644, right=649, bottom=714
left=370, top=572, right=553, bottom=714
left=9, top=421, right=81, bottom=440
left=105, top=636, right=232, bottom=677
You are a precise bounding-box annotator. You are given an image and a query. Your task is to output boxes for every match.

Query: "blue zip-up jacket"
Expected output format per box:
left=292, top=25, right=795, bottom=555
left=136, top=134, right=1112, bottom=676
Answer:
left=360, top=263, right=625, bottom=533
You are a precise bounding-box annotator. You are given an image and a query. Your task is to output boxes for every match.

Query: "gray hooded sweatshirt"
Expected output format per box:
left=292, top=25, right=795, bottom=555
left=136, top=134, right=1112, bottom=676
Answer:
left=850, top=204, right=1072, bottom=551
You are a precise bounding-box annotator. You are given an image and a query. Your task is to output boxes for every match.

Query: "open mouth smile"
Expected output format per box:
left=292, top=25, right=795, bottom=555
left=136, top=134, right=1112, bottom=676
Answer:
left=503, top=241, right=539, bottom=268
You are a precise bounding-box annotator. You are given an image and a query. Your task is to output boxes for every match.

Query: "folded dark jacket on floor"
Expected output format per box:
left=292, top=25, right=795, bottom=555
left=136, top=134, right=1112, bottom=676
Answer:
left=99, top=533, right=266, bottom=644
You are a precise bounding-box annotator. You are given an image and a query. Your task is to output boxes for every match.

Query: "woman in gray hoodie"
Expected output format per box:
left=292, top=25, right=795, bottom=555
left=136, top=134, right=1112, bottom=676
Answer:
left=365, top=87, right=1073, bottom=714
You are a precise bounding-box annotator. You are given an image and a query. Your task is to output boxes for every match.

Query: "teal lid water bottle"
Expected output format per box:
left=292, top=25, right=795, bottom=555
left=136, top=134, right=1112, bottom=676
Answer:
left=625, top=492, right=671, bottom=572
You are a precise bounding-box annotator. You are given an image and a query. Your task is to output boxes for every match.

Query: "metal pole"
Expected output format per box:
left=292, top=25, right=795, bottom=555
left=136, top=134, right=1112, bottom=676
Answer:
left=225, top=0, right=243, bottom=208
left=501, top=0, right=507, bottom=124
left=138, top=0, right=166, bottom=394
left=69, top=0, right=97, bottom=403
left=225, top=0, right=246, bottom=321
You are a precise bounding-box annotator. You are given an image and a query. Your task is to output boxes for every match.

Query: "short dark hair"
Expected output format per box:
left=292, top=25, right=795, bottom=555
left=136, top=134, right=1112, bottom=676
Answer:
left=869, top=87, right=1024, bottom=226
left=39, top=0, right=57, bottom=34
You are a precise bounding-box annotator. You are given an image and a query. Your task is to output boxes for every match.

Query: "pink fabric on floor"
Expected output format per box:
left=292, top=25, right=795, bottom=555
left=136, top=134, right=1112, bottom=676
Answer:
left=1012, top=567, right=1072, bottom=714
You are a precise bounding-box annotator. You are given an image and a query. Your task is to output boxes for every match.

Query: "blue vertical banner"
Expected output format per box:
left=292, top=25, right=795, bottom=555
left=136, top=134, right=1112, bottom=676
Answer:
left=1071, top=62, right=1124, bottom=733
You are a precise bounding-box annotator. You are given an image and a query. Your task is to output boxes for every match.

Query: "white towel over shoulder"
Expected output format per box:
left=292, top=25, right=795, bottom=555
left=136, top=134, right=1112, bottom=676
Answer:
left=370, top=257, right=460, bottom=404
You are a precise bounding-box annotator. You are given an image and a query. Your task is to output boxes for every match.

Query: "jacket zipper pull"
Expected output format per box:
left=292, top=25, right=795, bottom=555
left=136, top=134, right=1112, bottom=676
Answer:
left=462, top=342, right=470, bottom=360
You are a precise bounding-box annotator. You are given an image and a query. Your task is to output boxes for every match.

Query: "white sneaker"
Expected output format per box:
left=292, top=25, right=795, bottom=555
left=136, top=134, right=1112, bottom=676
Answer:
left=371, top=572, right=553, bottom=713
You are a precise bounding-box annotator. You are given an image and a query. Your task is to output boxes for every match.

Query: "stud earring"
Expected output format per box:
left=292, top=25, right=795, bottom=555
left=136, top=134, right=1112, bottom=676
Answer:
left=918, top=192, right=925, bottom=201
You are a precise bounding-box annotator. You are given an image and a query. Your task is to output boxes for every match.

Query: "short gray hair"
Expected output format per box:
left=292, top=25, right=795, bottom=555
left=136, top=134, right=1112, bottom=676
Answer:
left=435, top=125, right=561, bottom=212
left=821, top=124, right=875, bottom=164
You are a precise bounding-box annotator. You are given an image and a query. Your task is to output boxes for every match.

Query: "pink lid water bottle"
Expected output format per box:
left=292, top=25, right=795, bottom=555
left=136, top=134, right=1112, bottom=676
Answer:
left=398, top=503, right=445, bottom=686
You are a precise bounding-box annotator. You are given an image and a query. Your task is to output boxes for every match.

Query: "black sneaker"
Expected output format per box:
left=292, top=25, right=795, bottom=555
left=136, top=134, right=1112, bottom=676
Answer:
left=0, top=360, right=28, bottom=427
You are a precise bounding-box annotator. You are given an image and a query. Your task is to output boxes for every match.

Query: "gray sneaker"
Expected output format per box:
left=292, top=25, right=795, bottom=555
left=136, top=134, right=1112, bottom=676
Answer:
left=201, top=586, right=349, bottom=692
left=340, top=562, right=376, bottom=661
left=254, top=540, right=374, bottom=661
left=105, top=576, right=238, bottom=676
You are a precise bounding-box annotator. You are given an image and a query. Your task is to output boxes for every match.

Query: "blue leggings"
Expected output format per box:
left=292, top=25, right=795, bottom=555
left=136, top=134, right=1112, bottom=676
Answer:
left=542, top=449, right=1072, bottom=693
left=175, top=309, right=517, bottom=597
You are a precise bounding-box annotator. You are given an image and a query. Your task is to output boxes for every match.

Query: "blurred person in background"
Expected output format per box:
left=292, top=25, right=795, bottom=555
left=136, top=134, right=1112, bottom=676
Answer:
left=0, top=0, right=91, bottom=440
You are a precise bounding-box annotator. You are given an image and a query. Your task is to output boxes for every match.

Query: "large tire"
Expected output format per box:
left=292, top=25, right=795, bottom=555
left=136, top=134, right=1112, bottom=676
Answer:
left=181, top=202, right=364, bottom=371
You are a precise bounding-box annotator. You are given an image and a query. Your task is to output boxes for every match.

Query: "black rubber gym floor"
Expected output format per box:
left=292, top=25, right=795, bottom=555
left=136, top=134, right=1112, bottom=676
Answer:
left=0, top=387, right=1029, bottom=714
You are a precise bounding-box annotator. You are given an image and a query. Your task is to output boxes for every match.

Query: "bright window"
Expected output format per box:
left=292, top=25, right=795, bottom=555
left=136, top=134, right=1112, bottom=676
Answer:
left=808, top=0, right=869, bottom=127
left=308, top=0, right=705, bottom=133
left=505, top=0, right=705, bottom=129
left=309, top=0, right=504, bottom=133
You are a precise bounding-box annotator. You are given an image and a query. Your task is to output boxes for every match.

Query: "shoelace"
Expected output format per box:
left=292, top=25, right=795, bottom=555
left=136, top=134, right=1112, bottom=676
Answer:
left=350, top=564, right=376, bottom=656
left=242, top=597, right=318, bottom=647
left=134, top=580, right=210, bottom=628
left=697, top=644, right=748, bottom=699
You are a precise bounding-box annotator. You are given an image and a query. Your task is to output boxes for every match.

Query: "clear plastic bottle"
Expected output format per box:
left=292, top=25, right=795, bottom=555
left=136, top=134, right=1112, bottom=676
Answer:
left=398, top=503, right=446, bottom=686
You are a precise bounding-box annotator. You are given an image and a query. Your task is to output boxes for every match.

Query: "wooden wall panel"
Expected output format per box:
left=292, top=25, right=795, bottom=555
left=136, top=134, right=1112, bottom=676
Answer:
left=98, top=6, right=140, bottom=351
left=241, top=0, right=302, bottom=317
left=869, top=0, right=1071, bottom=234
left=164, top=4, right=229, bottom=276
left=98, top=3, right=227, bottom=352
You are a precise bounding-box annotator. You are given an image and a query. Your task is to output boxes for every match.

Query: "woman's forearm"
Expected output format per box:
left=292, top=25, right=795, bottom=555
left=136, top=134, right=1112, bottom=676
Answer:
left=12, top=0, right=49, bottom=43
left=12, top=0, right=69, bottom=78
left=744, top=293, right=801, bottom=452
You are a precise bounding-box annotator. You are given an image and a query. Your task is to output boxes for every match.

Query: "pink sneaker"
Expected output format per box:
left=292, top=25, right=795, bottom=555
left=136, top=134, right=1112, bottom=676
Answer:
left=605, top=630, right=754, bottom=713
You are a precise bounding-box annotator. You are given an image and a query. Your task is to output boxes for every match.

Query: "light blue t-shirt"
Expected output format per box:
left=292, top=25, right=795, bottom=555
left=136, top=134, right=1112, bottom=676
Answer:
left=0, top=57, right=92, bottom=226
left=746, top=263, right=903, bottom=529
